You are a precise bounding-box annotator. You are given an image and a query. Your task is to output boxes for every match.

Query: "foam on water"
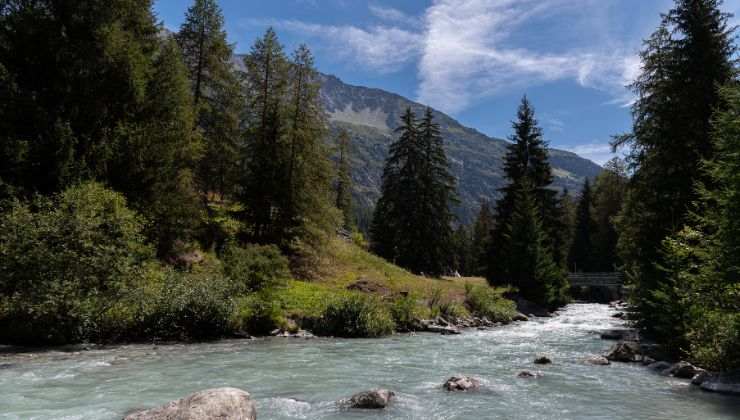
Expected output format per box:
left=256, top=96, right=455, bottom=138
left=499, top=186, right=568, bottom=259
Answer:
left=0, top=303, right=738, bottom=419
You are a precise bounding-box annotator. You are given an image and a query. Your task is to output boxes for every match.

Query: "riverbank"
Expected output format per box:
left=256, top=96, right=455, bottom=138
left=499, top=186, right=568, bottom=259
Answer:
left=1, top=303, right=737, bottom=419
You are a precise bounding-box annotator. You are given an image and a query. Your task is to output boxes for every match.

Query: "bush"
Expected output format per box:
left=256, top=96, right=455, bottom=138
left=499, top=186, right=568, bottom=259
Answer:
left=222, top=243, right=290, bottom=294
left=231, top=292, right=284, bottom=336
left=140, top=267, right=235, bottom=341
left=689, top=309, right=740, bottom=372
left=390, top=293, right=421, bottom=331
left=464, top=284, right=517, bottom=322
left=315, top=294, right=395, bottom=338
left=0, top=182, right=153, bottom=344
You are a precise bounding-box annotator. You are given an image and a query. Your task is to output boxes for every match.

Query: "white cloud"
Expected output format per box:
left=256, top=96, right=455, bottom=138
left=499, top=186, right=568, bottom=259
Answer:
left=260, top=0, right=642, bottom=112
left=417, top=0, right=640, bottom=113
left=368, top=4, right=420, bottom=27
left=559, top=142, right=621, bottom=165
left=260, top=19, right=422, bottom=73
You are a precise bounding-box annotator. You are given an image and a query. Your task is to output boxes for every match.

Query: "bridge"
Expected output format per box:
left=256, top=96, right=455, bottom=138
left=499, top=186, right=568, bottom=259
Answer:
left=568, top=272, right=624, bottom=288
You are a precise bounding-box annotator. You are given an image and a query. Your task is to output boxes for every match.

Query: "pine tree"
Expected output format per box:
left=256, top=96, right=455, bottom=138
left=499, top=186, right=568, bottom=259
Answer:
left=568, top=179, right=596, bottom=272
left=371, top=108, right=457, bottom=276
left=488, top=97, right=564, bottom=286
left=614, top=0, right=736, bottom=340
left=176, top=0, right=241, bottom=198
left=335, top=129, right=354, bottom=229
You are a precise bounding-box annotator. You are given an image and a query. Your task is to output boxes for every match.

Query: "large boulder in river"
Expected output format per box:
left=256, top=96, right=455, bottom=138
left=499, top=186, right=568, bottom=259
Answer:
left=647, top=361, right=673, bottom=372
left=123, top=388, right=255, bottom=420
left=664, top=361, right=705, bottom=379
left=443, top=376, right=481, bottom=391
left=514, top=297, right=551, bottom=317
left=346, top=389, right=395, bottom=409
left=605, top=341, right=642, bottom=363
left=699, top=370, right=740, bottom=396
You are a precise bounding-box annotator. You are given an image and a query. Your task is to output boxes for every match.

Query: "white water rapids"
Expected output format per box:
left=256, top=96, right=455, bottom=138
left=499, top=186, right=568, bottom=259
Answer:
left=1, top=303, right=738, bottom=419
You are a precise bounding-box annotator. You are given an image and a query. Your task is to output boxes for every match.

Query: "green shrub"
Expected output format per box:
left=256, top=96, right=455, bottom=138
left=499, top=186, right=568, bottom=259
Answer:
left=315, top=294, right=395, bottom=338
left=231, top=292, right=284, bottom=335
left=140, top=267, right=235, bottom=341
left=390, top=293, right=421, bottom=331
left=689, top=307, right=740, bottom=372
left=222, top=243, right=290, bottom=294
left=0, top=182, right=153, bottom=344
left=464, top=284, right=517, bottom=322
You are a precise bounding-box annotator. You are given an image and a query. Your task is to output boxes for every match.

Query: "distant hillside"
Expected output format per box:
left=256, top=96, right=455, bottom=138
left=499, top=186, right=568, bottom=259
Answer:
left=233, top=56, right=602, bottom=223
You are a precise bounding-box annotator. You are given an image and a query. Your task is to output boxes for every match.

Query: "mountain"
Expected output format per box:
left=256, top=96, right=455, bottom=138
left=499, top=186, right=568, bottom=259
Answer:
left=232, top=56, right=602, bottom=224
left=319, top=74, right=601, bottom=224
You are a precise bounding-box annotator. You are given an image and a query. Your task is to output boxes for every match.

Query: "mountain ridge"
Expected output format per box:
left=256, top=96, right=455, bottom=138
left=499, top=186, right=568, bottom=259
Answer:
left=232, top=55, right=602, bottom=223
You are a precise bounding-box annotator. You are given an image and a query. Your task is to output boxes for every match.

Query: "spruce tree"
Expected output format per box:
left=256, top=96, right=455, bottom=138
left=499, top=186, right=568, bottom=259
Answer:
left=503, top=181, right=568, bottom=308
left=488, top=97, right=564, bottom=286
left=371, top=108, right=422, bottom=267
left=371, top=108, right=457, bottom=276
left=176, top=0, right=241, bottom=198
left=568, top=179, right=596, bottom=272
left=335, top=129, right=354, bottom=230
left=614, top=0, right=736, bottom=340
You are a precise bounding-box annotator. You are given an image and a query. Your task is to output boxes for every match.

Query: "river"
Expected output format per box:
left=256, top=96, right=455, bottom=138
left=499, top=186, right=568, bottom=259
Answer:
left=1, top=303, right=738, bottom=419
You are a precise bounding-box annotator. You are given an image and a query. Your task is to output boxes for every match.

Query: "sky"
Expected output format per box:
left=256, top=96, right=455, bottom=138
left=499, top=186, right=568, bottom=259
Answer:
left=153, top=0, right=740, bottom=165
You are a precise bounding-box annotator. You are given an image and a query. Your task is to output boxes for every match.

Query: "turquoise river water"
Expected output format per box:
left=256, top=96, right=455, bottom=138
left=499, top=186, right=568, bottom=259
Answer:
left=1, top=303, right=738, bottom=419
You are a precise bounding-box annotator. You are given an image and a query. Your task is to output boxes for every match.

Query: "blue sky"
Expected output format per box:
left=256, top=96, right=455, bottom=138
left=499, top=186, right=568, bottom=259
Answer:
left=154, top=0, right=740, bottom=165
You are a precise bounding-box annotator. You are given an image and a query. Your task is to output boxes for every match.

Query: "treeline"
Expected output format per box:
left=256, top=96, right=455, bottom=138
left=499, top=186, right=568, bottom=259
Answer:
left=612, top=0, right=739, bottom=371
left=0, top=0, right=353, bottom=343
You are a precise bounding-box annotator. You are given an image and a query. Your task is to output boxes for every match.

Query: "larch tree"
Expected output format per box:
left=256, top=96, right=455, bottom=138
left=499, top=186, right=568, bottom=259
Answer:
left=176, top=0, right=242, bottom=198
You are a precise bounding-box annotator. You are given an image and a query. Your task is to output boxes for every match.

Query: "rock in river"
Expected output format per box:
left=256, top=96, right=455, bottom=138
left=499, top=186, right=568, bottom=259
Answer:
left=664, top=361, right=705, bottom=379
left=605, top=341, right=642, bottom=363
left=443, top=376, right=481, bottom=391
left=585, top=356, right=610, bottom=366
left=534, top=355, right=552, bottom=365
left=517, top=370, right=542, bottom=378
left=123, top=387, right=256, bottom=420
left=698, top=370, right=740, bottom=396
left=346, top=389, right=395, bottom=409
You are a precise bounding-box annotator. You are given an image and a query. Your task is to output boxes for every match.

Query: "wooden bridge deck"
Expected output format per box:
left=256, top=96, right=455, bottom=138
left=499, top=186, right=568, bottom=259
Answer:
left=568, top=272, right=624, bottom=287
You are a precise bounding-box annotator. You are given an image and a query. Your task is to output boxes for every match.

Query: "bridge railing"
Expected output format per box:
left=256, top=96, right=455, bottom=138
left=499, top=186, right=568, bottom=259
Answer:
left=568, top=272, right=624, bottom=287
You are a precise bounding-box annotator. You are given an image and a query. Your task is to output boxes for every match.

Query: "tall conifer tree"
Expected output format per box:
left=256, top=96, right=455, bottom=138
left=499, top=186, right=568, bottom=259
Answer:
left=614, top=0, right=737, bottom=340
left=371, top=108, right=457, bottom=275
left=176, top=0, right=242, bottom=198
left=335, top=129, right=354, bottom=229
left=488, top=97, right=565, bottom=290
left=568, top=179, right=596, bottom=272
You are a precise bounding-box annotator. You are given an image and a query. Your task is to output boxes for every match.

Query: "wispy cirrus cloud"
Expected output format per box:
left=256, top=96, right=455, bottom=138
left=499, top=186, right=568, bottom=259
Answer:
left=559, top=141, right=624, bottom=165
left=368, top=4, right=421, bottom=28
left=417, top=0, right=640, bottom=113
left=249, top=18, right=422, bottom=73
left=254, top=0, right=642, bottom=114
